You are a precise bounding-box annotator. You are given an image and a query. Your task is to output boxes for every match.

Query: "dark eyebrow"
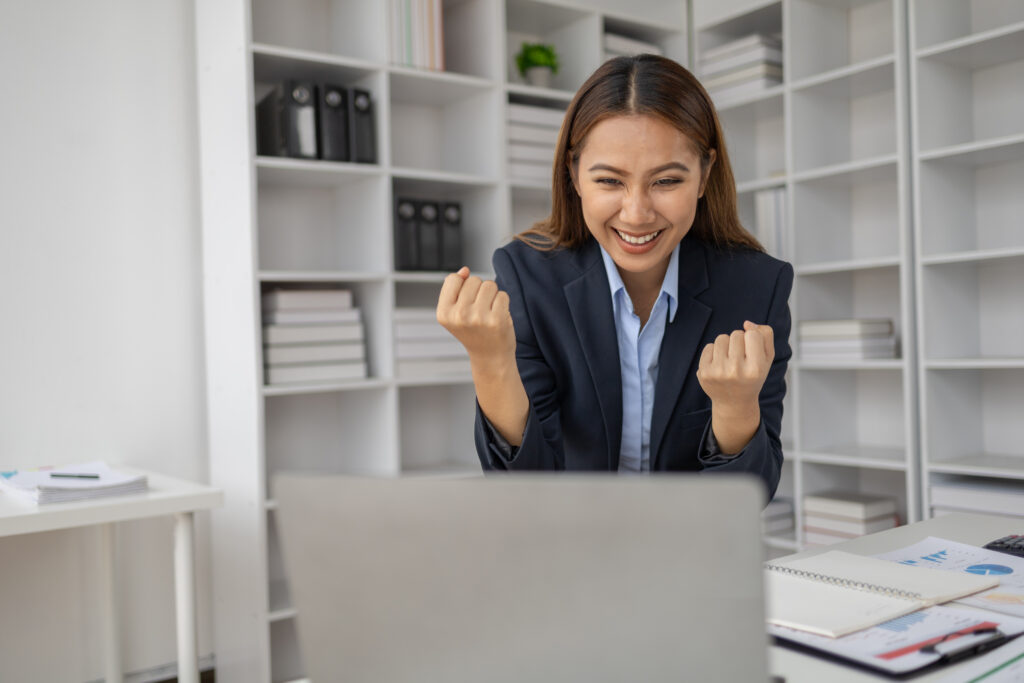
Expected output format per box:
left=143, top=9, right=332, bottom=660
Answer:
left=586, top=161, right=692, bottom=175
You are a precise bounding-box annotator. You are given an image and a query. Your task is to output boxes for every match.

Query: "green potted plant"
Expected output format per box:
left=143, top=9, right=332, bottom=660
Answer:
left=515, top=42, right=559, bottom=88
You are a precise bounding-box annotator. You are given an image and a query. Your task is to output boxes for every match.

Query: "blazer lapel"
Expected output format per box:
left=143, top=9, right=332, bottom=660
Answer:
left=650, top=237, right=712, bottom=467
left=563, top=243, right=623, bottom=470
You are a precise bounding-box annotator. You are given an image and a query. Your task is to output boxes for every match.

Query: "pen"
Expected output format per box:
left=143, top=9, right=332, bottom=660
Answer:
left=50, top=473, right=100, bottom=479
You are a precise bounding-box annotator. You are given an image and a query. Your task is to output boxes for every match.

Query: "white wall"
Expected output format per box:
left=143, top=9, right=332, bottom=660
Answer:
left=0, top=1, right=213, bottom=680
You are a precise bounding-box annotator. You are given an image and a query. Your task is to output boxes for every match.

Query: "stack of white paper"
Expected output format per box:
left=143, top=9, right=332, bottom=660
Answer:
left=0, top=461, right=148, bottom=504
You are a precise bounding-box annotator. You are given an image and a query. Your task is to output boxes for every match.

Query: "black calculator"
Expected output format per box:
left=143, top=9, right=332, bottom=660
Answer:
left=983, top=535, right=1024, bottom=558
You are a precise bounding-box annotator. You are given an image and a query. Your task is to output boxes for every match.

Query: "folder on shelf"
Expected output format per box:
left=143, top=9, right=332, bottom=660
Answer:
left=317, top=83, right=350, bottom=162
left=349, top=88, right=377, bottom=164
left=417, top=201, right=441, bottom=271
left=440, top=202, right=463, bottom=271
left=394, top=198, right=419, bottom=270
left=255, top=80, right=318, bottom=159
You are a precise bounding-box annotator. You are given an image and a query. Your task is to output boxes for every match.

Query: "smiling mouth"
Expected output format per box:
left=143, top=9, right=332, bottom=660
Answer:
left=614, top=228, right=663, bottom=245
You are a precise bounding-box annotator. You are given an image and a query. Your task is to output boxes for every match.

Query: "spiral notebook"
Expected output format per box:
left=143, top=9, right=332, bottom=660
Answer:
left=765, top=550, right=999, bottom=637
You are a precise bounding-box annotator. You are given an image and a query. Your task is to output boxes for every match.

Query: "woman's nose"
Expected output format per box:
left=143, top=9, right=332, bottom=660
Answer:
left=619, top=189, right=656, bottom=226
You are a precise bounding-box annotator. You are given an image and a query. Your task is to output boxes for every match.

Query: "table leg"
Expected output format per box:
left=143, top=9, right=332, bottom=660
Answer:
left=174, top=512, right=198, bottom=683
left=99, top=522, right=122, bottom=682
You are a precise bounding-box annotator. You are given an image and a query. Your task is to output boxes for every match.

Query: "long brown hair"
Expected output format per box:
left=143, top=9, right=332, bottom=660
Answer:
left=518, top=54, right=762, bottom=252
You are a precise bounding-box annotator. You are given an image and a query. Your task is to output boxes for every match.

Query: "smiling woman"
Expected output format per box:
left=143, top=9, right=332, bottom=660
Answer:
left=436, top=55, right=793, bottom=500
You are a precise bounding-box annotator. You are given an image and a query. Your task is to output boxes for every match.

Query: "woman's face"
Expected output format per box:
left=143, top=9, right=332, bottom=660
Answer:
left=573, top=114, right=712, bottom=290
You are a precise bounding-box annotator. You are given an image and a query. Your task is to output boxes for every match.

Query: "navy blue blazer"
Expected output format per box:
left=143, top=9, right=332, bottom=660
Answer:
left=474, top=233, right=794, bottom=500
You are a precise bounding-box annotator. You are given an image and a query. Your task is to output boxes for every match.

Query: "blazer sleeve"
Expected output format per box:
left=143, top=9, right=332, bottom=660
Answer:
left=474, top=247, right=566, bottom=471
left=695, top=261, right=794, bottom=502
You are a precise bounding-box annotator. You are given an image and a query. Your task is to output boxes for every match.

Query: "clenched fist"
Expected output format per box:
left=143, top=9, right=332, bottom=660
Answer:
left=436, top=267, right=516, bottom=363
left=696, top=321, right=774, bottom=412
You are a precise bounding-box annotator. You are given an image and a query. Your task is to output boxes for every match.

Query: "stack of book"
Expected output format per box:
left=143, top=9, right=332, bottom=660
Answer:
left=762, top=496, right=794, bottom=536
left=394, top=307, right=470, bottom=378
left=930, top=477, right=1024, bottom=517
left=753, top=187, right=786, bottom=259
left=802, top=490, right=899, bottom=546
left=389, top=0, right=445, bottom=71
left=0, top=461, right=148, bottom=505
left=699, top=34, right=782, bottom=105
left=798, top=318, right=897, bottom=361
left=602, top=32, right=662, bottom=61
left=262, top=288, right=367, bottom=385
left=506, top=102, right=564, bottom=184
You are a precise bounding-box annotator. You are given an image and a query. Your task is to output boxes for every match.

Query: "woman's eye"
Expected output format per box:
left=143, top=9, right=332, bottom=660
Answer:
left=655, top=177, right=682, bottom=186
left=596, top=177, right=621, bottom=186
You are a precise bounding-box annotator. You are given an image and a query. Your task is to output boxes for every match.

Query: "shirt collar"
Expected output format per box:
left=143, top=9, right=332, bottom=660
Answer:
left=598, top=242, right=680, bottom=322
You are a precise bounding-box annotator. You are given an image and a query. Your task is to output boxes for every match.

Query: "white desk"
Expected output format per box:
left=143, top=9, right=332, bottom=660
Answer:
left=770, top=512, right=1023, bottom=682
left=0, top=468, right=222, bottom=683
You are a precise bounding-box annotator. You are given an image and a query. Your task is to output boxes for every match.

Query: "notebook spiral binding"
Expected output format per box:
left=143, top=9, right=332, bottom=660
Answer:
left=764, top=562, right=924, bottom=601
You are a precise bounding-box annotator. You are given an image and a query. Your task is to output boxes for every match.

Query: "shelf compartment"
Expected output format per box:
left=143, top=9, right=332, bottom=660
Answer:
left=791, top=60, right=897, bottom=173
left=718, top=93, right=785, bottom=186
left=924, top=368, right=1024, bottom=473
left=800, top=462, right=909, bottom=528
left=601, top=13, right=688, bottom=65
left=918, top=148, right=1024, bottom=256
left=398, top=384, right=478, bottom=472
left=270, top=618, right=305, bottom=683
left=792, top=157, right=900, bottom=266
left=389, top=72, right=500, bottom=177
left=257, top=170, right=389, bottom=273
left=437, top=0, right=503, bottom=80
left=913, top=2, right=1024, bottom=52
left=251, top=0, right=388, bottom=63
left=510, top=184, right=551, bottom=243
left=788, top=0, right=894, bottom=82
left=796, top=256, right=902, bottom=276
left=260, top=277, right=391, bottom=379
left=920, top=255, right=1024, bottom=360
left=266, top=513, right=295, bottom=621
left=916, top=34, right=1024, bottom=151
left=264, top=388, right=398, bottom=501
left=392, top=177, right=503, bottom=273
left=795, top=265, right=904, bottom=344
left=797, top=368, right=906, bottom=458
left=505, top=0, right=600, bottom=92
left=696, top=1, right=781, bottom=61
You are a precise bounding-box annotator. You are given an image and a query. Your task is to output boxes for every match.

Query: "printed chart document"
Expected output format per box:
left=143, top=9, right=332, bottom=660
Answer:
left=875, top=537, right=1024, bottom=619
left=766, top=550, right=999, bottom=637
left=771, top=604, right=1024, bottom=676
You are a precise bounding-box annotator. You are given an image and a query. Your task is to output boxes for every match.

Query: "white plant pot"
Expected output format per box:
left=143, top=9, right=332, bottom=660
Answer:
left=525, top=66, right=553, bottom=88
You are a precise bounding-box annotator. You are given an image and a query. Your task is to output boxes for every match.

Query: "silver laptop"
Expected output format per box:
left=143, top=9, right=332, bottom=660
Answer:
left=273, top=473, right=769, bottom=682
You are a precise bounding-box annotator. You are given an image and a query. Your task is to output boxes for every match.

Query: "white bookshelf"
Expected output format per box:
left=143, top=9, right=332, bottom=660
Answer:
left=696, top=0, right=918, bottom=549
left=196, top=1, right=688, bottom=680
left=912, top=0, right=1024, bottom=508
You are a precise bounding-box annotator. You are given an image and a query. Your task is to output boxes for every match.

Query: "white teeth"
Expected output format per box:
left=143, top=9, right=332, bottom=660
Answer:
left=616, top=229, right=661, bottom=245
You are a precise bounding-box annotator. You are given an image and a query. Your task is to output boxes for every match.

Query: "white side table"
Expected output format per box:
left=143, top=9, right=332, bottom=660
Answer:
left=0, top=467, right=223, bottom=683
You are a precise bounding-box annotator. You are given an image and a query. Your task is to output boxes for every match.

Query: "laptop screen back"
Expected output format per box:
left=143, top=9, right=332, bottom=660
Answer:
left=273, top=473, right=769, bottom=682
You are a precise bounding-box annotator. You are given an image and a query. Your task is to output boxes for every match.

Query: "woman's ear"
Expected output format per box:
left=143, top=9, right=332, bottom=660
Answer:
left=699, top=148, right=717, bottom=198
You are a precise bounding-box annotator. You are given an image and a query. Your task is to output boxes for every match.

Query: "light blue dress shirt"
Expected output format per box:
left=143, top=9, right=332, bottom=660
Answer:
left=599, top=244, right=680, bottom=473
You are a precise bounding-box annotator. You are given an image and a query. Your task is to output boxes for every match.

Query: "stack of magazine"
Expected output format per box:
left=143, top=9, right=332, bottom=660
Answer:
left=0, top=461, right=148, bottom=504
left=699, top=34, right=783, bottom=105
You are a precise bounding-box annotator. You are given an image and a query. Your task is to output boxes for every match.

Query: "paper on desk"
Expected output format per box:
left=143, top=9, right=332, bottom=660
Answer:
left=771, top=604, right=1024, bottom=675
left=937, top=633, right=1024, bottom=682
left=875, top=538, right=1024, bottom=619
